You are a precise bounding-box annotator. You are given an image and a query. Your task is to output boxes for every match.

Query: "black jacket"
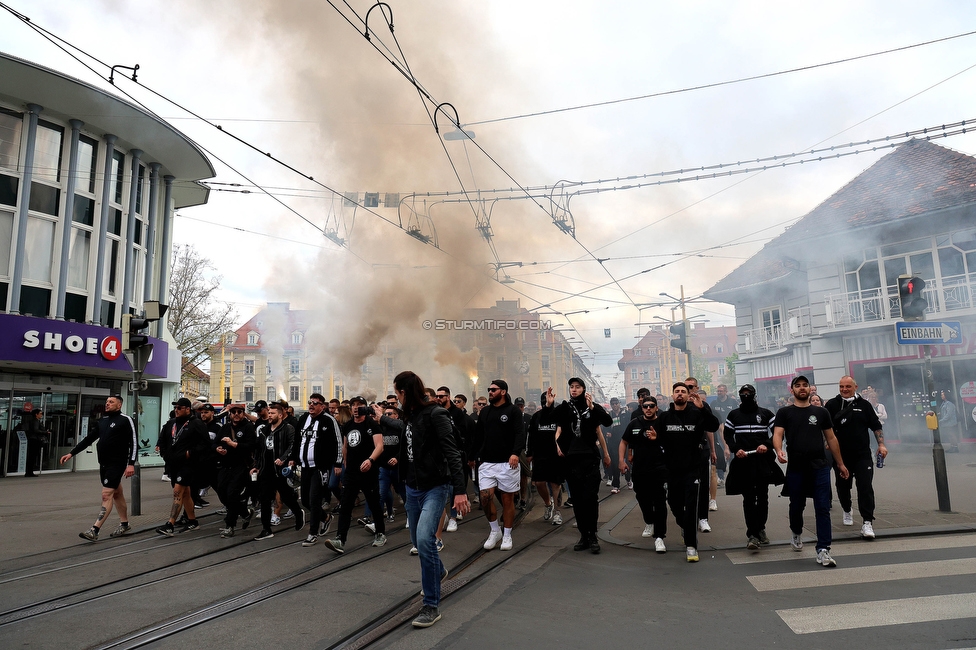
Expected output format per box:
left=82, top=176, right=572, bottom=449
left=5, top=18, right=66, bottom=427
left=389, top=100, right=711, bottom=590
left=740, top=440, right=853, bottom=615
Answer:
left=391, top=404, right=466, bottom=495
left=166, top=416, right=210, bottom=466
left=253, top=421, right=295, bottom=477
left=70, top=410, right=137, bottom=466
left=723, top=405, right=783, bottom=494
left=295, top=412, right=343, bottom=470
left=472, top=401, right=525, bottom=463
left=214, top=420, right=257, bottom=468
left=656, top=405, right=719, bottom=474
left=824, top=394, right=882, bottom=458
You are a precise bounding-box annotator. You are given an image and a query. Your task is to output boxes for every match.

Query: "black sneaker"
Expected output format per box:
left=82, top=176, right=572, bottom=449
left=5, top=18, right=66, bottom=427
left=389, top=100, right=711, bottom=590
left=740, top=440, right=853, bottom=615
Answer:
left=589, top=534, right=601, bottom=554
left=357, top=516, right=372, bottom=527
left=179, top=520, right=199, bottom=533
left=253, top=529, right=274, bottom=541
left=156, top=522, right=175, bottom=537
left=175, top=513, right=189, bottom=527
left=294, top=508, right=306, bottom=531
left=412, top=605, right=441, bottom=628
left=197, top=498, right=209, bottom=507
left=757, top=530, right=770, bottom=545
left=573, top=536, right=588, bottom=551
left=319, top=513, right=333, bottom=536
left=241, top=506, right=254, bottom=530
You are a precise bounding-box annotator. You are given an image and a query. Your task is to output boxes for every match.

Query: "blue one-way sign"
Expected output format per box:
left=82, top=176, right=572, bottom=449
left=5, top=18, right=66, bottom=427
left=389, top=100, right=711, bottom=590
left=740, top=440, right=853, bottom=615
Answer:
left=895, top=321, right=962, bottom=345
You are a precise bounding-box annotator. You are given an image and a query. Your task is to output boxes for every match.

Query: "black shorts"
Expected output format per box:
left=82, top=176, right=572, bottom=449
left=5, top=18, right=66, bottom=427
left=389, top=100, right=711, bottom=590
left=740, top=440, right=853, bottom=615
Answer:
left=531, top=457, right=565, bottom=485
left=99, top=463, right=126, bottom=489
left=170, top=463, right=195, bottom=487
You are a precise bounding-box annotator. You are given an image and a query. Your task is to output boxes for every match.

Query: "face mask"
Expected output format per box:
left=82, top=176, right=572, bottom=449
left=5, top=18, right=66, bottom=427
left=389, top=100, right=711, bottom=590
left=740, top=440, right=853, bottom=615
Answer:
left=739, top=392, right=757, bottom=406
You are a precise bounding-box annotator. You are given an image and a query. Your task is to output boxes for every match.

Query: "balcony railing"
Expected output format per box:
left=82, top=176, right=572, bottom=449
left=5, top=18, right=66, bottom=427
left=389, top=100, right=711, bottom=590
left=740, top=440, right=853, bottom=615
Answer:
left=740, top=306, right=813, bottom=353
left=825, top=274, right=976, bottom=328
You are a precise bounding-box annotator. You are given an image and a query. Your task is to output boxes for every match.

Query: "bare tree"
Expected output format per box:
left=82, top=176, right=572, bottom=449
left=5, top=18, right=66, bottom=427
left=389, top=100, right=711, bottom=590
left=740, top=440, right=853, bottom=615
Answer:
left=166, top=245, right=238, bottom=382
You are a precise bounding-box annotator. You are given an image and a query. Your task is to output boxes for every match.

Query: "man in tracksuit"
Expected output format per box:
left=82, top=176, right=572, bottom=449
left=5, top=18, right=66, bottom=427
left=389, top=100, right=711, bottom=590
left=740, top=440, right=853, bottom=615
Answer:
left=824, top=375, right=887, bottom=540
left=250, top=402, right=305, bottom=540
left=214, top=404, right=257, bottom=538
left=60, top=395, right=137, bottom=541
left=656, top=382, right=719, bottom=563
left=296, top=392, right=343, bottom=546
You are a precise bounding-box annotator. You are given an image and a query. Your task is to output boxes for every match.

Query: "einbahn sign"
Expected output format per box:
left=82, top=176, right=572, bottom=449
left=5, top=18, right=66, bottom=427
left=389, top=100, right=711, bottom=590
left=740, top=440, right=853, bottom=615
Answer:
left=895, top=321, right=962, bottom=346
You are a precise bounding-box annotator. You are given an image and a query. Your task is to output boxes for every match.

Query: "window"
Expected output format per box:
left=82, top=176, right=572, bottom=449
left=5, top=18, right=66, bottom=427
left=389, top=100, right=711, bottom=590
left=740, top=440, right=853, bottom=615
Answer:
left=717, top=363, right=726, bottom=376
left=699, top=344, right=708, bottom=354
left=477, top=356, right=485, bottom=373
left=290, top=358, right=300, bottom=374
left=66, top=228, right=90, bottom=289
left=312, top=385, right=322, bottom=395
left=111, top=150, right=125, bottom=204
left=716, top=344, right=724, bottom=354
left=760, top=307, right=781, bottom=332
left=0, top=209, right=13, bottom=277
left=244, top=360, right=254, bottom=374
left=244, top=386, right=254, bottom=402
left=267, top=387, right=276, bottom=401
left=225, top=333, right=236, bottom=345
left=290, top=385, right=300, bottom=401
left=267, top=361, right=272, bottom=375
left=224, top=361, right=230, bottom=377
left=24, top=216, right=55, bottom=283
left=634, top=348, right=642, bottom=356
left=541, top=355, right=550, bottom=371
left=247, top=333, right=258, bottom=345
left=33, top=122, right=63, bottom=184
left=631, top=368, right=638, bottom=381
left=844, top=249, right=882, bottom=294
left=654, top=368, right=661, bottom=380
left=77, top=135, right=98, bottom=194
left=386, top=357, right=395, bottom=373
left=0, top=108, right=23, bottom=170
left=633, top=389, right=640, bottom=400
left=292, top=332, right=302, bottom=344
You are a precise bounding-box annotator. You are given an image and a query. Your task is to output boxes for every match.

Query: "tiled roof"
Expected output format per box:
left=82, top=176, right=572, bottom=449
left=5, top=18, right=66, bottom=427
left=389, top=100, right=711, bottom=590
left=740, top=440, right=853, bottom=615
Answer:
left=704, top=139, right=976, bottom=298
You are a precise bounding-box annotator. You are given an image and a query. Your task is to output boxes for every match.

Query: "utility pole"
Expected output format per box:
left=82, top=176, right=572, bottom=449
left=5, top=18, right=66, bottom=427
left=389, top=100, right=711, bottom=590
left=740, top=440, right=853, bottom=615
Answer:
left=923, top=344, right=951, bottom=511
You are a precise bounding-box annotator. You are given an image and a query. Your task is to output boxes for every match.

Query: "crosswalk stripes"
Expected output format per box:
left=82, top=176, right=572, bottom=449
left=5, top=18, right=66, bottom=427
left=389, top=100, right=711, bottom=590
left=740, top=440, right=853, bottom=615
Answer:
left=727, top=532, right=976, bottom=635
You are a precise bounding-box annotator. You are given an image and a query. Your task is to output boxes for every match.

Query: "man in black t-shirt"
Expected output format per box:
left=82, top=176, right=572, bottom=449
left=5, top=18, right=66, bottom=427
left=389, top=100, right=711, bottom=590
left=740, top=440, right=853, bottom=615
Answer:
left=619, top=396, right=668, bottom=553
left=526, top=387, right=564, bottom=526
left=325, top=396, right=386, bottom=553
left=773, top=376, right=848, bottom=568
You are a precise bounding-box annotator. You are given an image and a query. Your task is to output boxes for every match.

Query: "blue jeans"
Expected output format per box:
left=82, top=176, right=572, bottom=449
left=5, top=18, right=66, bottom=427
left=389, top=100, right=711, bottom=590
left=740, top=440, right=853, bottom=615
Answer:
left=786, top=465, right=832, bottom=551
left=406, top=483, right=451, bottom=608
left=367, top=465, right=401, bottom=519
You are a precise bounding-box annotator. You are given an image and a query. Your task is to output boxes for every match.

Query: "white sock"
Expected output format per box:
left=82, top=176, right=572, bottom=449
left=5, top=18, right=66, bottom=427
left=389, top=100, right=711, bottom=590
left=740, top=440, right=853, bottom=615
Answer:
left=489, top=520, right=500, bottom=533
left=503, top=527, right=512, bottom=538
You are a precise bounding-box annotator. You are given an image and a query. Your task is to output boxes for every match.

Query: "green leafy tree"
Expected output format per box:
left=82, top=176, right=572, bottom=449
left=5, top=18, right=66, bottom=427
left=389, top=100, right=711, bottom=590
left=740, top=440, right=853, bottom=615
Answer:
left=721, top=352, right=739, bottom=391
left=692, top=357, right=714, bottom=392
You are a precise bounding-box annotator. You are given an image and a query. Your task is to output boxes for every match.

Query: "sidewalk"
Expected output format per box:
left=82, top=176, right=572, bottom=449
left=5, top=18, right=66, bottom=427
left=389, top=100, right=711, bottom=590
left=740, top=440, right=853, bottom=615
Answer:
left=600, top=444, right=976, bottom=552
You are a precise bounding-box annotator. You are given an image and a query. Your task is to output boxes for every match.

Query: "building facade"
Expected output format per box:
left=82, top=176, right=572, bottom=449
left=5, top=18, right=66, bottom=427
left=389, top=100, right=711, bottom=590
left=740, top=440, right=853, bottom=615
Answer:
left=0, top=54, right=213, bottom=476
left=704, top=139, right=976, bottom=444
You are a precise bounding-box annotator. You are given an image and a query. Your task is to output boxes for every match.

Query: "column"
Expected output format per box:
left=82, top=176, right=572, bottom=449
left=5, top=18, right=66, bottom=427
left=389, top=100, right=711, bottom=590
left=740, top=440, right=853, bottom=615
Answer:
left=120, top=149, right=142, bottom=315
left=91, top=134, right=117, bottom=324
left=143, top=163, right=161, bottom=302
left=55, top=119, right=83, bottom=319
left=9, top=104, right=42, bottom=314
left=156, top=175, right=175, bottom=331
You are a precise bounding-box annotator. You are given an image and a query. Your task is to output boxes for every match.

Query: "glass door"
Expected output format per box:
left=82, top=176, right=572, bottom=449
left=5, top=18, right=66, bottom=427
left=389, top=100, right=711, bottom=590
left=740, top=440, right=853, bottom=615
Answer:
left=9, top=391, right=78, bottom=474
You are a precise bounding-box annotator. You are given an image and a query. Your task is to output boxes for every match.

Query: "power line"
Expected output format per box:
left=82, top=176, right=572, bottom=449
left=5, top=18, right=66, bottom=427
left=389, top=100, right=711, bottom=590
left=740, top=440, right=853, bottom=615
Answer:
left=465, top=29, right=976, bottom=126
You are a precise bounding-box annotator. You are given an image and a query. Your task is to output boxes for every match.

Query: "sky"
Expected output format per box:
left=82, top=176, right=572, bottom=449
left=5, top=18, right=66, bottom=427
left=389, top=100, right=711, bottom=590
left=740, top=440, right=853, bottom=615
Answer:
left=3, top=0, right=976, bottom=397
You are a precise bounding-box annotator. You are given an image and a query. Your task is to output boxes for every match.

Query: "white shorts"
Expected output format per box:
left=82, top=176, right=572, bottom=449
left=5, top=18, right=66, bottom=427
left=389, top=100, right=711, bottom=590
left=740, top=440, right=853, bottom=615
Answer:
left=478, top=462, right=520, bottom=494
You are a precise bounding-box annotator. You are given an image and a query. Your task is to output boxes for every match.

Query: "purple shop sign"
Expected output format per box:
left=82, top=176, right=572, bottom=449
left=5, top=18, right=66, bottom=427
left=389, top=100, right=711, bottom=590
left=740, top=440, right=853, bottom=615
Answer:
left=0, top=313, right=169, bottom=378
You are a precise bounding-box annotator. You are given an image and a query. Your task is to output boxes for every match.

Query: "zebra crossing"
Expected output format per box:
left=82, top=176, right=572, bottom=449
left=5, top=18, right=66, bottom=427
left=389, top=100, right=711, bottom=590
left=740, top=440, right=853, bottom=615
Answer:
left=726, top=532, right=976, bottom=635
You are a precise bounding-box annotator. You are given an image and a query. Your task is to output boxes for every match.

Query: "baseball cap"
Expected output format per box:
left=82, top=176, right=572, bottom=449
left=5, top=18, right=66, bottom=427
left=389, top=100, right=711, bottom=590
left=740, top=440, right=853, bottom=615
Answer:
left=490, top=379, right=508, bottom=392
left=254, top=400, right=268, bottom=410
left=791, top=375, right=810, bottom=387
left=172, top=397, right=193, bottom=408
left=199, top=403, right=215, bottom=412
left=514, top=397, right=525, bottom=406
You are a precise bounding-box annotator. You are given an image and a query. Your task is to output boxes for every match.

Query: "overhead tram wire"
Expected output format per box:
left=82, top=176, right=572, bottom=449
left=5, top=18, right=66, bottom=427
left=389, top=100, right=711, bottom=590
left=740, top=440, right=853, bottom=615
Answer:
left=463, top=29, right=976, bottom=127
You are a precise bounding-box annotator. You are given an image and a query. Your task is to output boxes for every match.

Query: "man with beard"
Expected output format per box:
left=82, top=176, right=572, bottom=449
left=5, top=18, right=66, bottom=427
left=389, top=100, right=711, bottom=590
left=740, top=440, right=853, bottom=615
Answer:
left=326, top=396, right=386, bottom=552
left=773, top=376, right=849, bottom=567
left=434, top=386, right=470, bottom=533
left=605, top=397, right=631, bottom=493
left=214, top=404, right=257, bottom=538
left=250, top=402, right=305, bottom=540
left=723, top=385, right=783, bottom=551
left=471, top=379, right=524, bottom=552
left=554, top=378, right=613, bottom=553
left=526, top=386, right=564, bottom=526
left=619, top=395, right=668, bottom=553
left=193, top=403, right=220, bottom=509
left=296, top=393, right=343, bottom=546
left=656, top=382, right=719, bottom=562
left=684, top=377, right=718, bottom=532
left=824, top=376, right=887, bottom=540
left=156, top=398, right=210, bottom=536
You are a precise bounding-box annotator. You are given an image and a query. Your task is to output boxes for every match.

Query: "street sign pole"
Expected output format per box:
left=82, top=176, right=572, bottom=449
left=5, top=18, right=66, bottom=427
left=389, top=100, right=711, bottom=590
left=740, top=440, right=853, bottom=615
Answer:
left=923, top=344, right=952, bottom=512
left=123, top=343, right=154, bottom=517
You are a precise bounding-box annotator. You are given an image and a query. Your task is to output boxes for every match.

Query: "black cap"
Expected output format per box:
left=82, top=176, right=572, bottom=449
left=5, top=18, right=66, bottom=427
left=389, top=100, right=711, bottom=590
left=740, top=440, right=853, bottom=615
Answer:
left=568, top=377, right=585, bottom=390
left=254, top=400, right=268, bottom=410
left=350, top=395, right=367, bottom=406
left=610, top=397, right=619, bottom=404
left=199, top=403, right=215, bottom=412
left=172, top=397, right=193, bottom=408
left=739, top=384, right=756, bottom=395
left=791, top=375, right=810, bottom=388
left=491, top=379, right=508, bottom=392
left=514, top=397, right=525, bottom=406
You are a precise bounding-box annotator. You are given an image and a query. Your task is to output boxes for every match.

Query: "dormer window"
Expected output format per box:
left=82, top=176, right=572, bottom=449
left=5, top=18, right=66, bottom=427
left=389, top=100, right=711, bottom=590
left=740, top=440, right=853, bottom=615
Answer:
left=247, top=333, right=258, bottom=345
left=292, top=332, right=303, bottom=345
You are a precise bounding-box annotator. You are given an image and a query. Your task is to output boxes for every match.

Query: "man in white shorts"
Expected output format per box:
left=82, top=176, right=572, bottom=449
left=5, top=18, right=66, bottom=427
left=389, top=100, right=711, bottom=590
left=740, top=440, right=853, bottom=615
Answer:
left=471, top=379, right=525, bottom=551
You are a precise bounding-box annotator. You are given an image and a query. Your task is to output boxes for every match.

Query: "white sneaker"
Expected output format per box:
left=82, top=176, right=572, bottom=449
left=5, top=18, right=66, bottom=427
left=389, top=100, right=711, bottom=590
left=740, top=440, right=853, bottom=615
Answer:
left=627, top=481, right=634, bottom=490
left=446, top=518, right=458, bottom=532
left=606, top=479, right=613, bottom=486
left=500, top=535, right=513, bottom=551
left=791, top=534, right=803, bottom=551
left=483, top=530, right=503, bottom=550
left=161, top=474, right=170, bottom=482
left=405, top=519, right=409, bottom=529
left=698, top=519, right=711, bottom=533
left=817, top=548, right=837, bottom=567
left=543, top=502, right=554, bottom=521
left=861, top=521, right=876, bottom=540
left=686, top=546, right=699, bottom=562
left=270, top=514, right=281, bottom=526
left=654, top=538, right=667, bottom=553
left=409, top=546, right=419, bottom=555
left=552, top=511, right=563, bottom=525
left=642, top=523, right=654, bottom=538
left=708, top=499, right=718, bottom=512
left=843, top=510, right=854, bottom=526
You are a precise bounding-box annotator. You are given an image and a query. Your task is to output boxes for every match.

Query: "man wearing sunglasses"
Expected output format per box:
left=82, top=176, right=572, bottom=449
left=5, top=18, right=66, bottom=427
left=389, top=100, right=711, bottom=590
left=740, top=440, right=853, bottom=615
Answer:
left=471, top=379, right=524, bottom=551
left=296, top=393, right=343, bottom=546
left=434, top=387, right=471, bottom=534
left=214, top=404, right=258, bottom=538
left=619, top=397, right=669, bottom=553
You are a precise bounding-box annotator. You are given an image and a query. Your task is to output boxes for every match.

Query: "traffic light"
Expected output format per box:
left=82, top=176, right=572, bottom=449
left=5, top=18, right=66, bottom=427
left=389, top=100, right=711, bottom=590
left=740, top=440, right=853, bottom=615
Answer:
left=669, top=322, right=687, bottom=352
left=122, top=314, right=151, bottom=351
left=898, top=275, right=927, bottom=321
